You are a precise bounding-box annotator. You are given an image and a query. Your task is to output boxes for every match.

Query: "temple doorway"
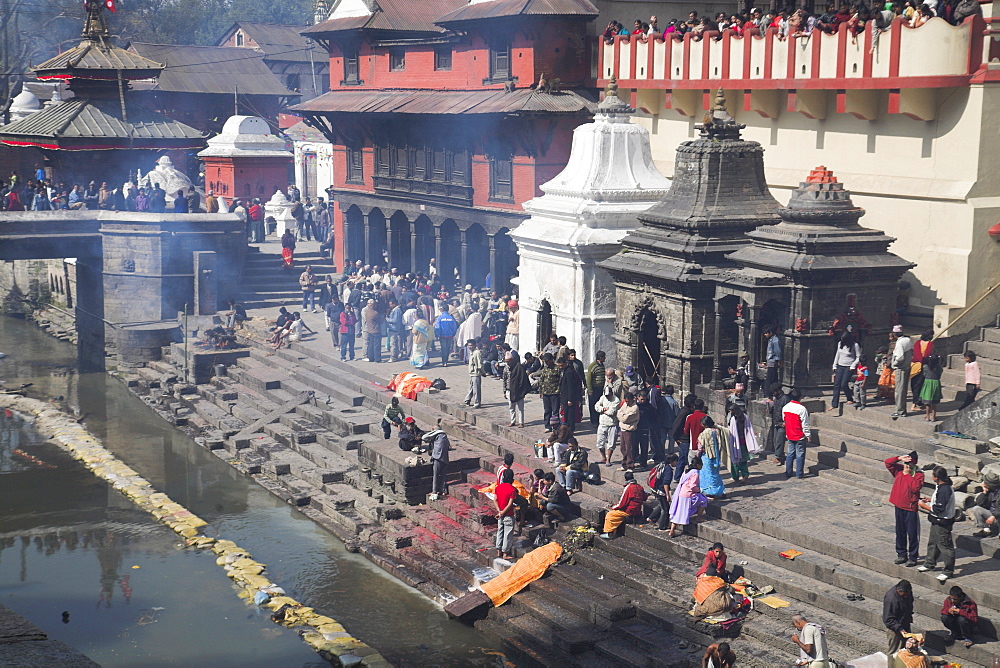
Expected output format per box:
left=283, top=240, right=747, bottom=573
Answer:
left=536, top=300, right=553, bottom=348
left=638, top=308, right=661, bottom=379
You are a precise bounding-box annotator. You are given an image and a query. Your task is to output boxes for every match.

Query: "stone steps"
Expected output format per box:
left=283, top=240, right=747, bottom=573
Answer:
left=184, top=313, right=1000, bottom=666
left=580, top=529, right=982, bottom=666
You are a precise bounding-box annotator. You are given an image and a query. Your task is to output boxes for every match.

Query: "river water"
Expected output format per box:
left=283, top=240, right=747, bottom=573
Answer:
left=0, top=314, right=504, bottom=667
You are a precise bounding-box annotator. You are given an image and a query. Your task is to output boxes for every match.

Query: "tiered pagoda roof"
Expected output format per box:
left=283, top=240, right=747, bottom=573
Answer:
left=0, top=0, right=204, bottom=152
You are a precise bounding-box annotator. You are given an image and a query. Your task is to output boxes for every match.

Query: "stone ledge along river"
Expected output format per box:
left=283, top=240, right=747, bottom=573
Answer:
left=0, top=314, right=505, bottom=667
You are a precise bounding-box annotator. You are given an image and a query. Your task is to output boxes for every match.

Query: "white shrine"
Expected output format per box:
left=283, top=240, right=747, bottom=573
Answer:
left=510, top=79, right=669, bottom=366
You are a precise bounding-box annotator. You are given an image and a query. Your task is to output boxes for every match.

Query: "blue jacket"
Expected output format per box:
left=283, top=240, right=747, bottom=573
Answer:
left=434, top=313, right=458, bottom=338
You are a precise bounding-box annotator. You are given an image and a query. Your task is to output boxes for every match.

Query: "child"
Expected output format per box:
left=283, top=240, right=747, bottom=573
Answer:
left=875, top=345, right=894, bottom=402
left=959, top=351, right=981, bottom=409
left=853, top=355, right=869, bottom=410
left=919, top=354, right=943, bottom=421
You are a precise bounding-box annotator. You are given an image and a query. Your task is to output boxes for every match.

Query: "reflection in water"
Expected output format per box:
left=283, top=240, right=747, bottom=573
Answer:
left=0, top=316, right=504, bottom=667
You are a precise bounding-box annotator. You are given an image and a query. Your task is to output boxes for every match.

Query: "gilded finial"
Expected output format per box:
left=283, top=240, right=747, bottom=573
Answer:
left=606, top=76, right=619, bottom=97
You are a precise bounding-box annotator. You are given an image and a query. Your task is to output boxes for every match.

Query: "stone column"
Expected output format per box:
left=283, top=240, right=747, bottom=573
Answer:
left=433, top=225, right=444, bottom=272
left=747, top=305, right=761, bottom=393
left=711, top=297, right=723, bottom=389
left=488, top=235, right=498, bottom=294
left=363, top=212, right=374, bottom=266
left=193, top=251, right=217, bottom=316
left=460, top=234, right=470, bottom=289
left=385, top=224, right=393, bottom=269
left=409, top=221, right=419, bottom=276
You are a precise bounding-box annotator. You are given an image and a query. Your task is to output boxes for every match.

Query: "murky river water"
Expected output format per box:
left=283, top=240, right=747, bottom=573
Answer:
left=0, top=314, right=504, bottom=667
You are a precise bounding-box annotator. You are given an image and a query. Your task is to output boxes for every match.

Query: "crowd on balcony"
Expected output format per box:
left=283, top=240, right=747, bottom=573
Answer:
left=603, top=0, right=981, bottom=46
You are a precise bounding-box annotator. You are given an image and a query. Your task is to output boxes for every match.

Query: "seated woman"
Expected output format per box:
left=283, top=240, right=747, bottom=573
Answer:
left=893, top=636, right=931, bottom=668
left=397, top=417, right=425, bottom=452
left=696, top=542, right=732, bottom=582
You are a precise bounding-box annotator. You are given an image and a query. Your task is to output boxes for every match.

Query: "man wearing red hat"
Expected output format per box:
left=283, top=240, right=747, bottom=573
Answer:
left=505, top=300, right=520, bottom=352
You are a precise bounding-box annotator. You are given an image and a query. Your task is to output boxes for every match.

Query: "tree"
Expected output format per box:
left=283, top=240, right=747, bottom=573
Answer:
left=111, top=0, right=314, bottom=47
left=1, top=0, right=82, bottom=113
left=1, top=0, right=314, bottom=113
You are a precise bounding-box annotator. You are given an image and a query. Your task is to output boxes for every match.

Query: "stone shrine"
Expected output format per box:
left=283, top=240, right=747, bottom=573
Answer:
left=198, top=115, right=292, bottom=207
left=511, top=80, right=669, bottom=365
left=600, top=90, right=782, bottom=388
left=602, top=90, right=912, bottom=392
left=724, top=167, right=914, bottom=388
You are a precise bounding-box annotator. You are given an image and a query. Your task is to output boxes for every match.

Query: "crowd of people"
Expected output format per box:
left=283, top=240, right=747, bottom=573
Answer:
left=604, top=0, right=981, bottom=47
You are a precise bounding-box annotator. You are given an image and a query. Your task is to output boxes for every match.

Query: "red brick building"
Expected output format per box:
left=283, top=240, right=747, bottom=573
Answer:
left=293, top=0, right=598, bottom=290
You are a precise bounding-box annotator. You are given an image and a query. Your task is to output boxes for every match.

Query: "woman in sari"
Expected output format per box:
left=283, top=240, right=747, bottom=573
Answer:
left=727, top=406, right=758, bottom=483
left=698, top=416, right=730, bottom=499
left=410, top=317, right=433, bottom=368
left=669, top=457, right=708, bottom=537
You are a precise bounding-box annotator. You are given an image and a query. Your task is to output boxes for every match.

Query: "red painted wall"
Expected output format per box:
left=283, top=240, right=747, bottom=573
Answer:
left=327, top=18, right=590, bottom=91
left=204, top=156, right=292, bottom=204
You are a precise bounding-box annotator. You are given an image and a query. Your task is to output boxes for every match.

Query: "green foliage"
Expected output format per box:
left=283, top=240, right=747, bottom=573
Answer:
left=111, top=0, right=315, bottom=46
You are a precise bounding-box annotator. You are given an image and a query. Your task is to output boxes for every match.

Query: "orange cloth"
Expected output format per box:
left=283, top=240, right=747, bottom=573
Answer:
left=480, top=542, right=563, bottom=607
left=692, top=576, right=725, bottom=605
left=387, top=373, right=432, bottom=400
left=779, top=549, right=803, bottom=560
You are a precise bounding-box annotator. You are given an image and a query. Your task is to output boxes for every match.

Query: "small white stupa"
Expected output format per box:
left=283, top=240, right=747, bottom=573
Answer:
left=8, top=88, right=41, bottom=124
left=138, top=155, right=194, bottom=197
left=197, top=115, right=291, bottom=158
left=510, top=78, right=669, bottom=366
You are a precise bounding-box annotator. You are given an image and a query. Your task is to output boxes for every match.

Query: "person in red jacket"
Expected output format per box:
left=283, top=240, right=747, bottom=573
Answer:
left=886, top=451, right=924, bottom=566
left=696, top=542, right=730, bottom=581
left=494, top=468, right=518, bottom=561
left=600, top=471, right=647, bottom=539
left=941, top=586, right=978, bottom=649
left=683, top=398, right=708, bottom=461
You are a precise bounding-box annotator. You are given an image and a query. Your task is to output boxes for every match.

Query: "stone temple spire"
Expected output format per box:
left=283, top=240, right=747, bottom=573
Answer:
left=696, top=88, right=745, bottom=141
left=510, top=74, right=669, bottom=365
left=729, top=165, right=914, bottom=279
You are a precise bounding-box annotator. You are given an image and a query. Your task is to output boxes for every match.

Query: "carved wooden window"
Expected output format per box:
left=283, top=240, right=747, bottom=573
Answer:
left=343, top=46, right=360, bottom=85
left=489, top=155, right=513, bottom=202
left=346, top=147, right=363, bottom=184
left=389, top=48, right=405, bottom=72
left=434, top=46, right=452, bottom=71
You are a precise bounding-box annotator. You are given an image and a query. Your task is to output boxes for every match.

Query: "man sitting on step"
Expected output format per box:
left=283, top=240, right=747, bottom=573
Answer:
left=600, top=471, right=647, bottom=539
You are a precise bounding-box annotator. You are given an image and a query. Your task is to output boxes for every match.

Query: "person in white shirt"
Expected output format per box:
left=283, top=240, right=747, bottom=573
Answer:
left=890, top=325, right=914, bottom=419
left=830, top=332, right=862, bottom=410
left=791, top=614, right=830, bottom=667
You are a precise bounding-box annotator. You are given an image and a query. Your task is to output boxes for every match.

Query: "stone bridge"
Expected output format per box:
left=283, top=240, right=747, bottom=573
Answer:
left=0, top=211, right=246, bottom=369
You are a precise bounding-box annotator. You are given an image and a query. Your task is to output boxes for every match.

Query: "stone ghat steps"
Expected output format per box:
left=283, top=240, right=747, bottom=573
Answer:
left=578, top=525, right=981, bottom=667
left=203, top=331, right=996, bottom=665
left=636, top=515, right=994, bottom=664
left=147, top=351, right=522, bottom=604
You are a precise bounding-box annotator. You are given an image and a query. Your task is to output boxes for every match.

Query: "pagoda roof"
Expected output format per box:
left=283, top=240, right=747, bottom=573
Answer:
left=291, top=87, right=595, bottom=115
left=127, top=43, right=297, bottom=97
left=303, top=0, right=462, bottom=37
left=34, top=39, right=163, bottom=81
left=435, top=0, right=598, bottom=25
left=0, top=96, right=206, bottom=151
left=218, top=22, right=327, bottom=64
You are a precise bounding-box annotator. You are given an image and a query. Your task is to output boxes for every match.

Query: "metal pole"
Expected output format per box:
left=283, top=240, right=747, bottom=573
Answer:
left=307, top=39, right=319, bottom=95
